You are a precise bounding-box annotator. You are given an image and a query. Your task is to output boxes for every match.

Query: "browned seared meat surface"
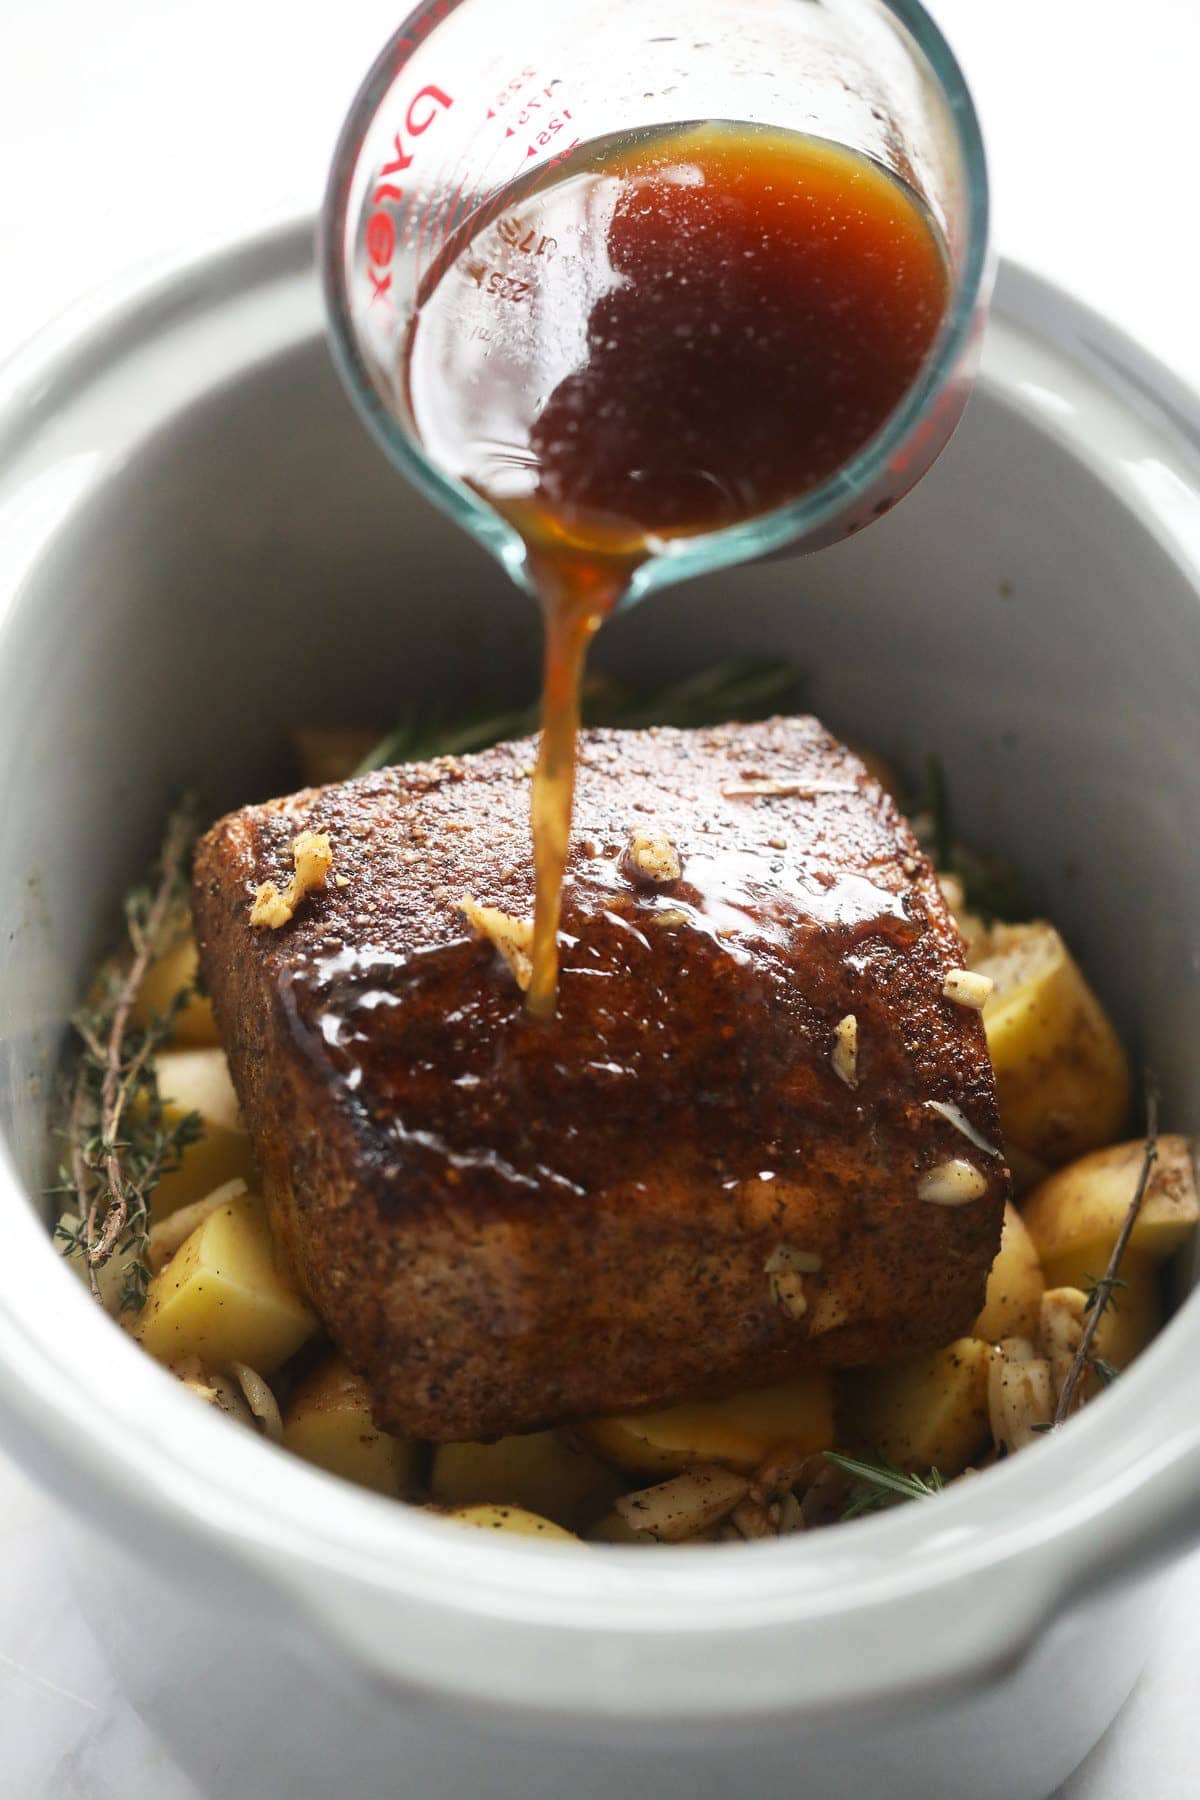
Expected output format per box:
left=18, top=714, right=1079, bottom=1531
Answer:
left=193, top=719, right=1007, bottom=1441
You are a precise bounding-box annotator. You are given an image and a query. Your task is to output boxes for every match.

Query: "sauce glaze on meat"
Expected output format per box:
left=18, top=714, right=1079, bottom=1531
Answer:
left=194, top=719, right=1007, bottom=1440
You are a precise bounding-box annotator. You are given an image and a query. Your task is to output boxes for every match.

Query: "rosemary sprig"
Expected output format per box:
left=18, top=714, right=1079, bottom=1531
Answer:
left=53, top=800, right=204, bottom=1311
left=1052, top=1081, right=1159, bottom=1425
left=913, top=753, right=1032, bottom=922
left=824, top=1451, right=946, bottom=1520
left=355, top=656, right=805, bottom=775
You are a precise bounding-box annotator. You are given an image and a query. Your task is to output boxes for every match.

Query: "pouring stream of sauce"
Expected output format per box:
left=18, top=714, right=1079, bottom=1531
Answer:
left=406, top=122, right=949, bottom=1010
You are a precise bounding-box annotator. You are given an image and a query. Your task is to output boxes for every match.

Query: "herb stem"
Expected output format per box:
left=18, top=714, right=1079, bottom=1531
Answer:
left=66, top=1066, right=101, bottom=1301
left=60, top=801, right=202, bottom=1308
left=89, top=813, right=192, bottom=1268
left=824, top=1450, right=946, bottom=1517
left=1053, top=1082, right=1159, bottom=1425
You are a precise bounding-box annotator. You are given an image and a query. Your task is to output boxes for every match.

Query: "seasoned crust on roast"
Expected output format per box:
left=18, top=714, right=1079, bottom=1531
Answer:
left=193, top=718, right=1007, bottom=1440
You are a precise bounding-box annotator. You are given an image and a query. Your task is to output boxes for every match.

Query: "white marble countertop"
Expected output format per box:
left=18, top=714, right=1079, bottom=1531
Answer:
left=1, top=2, right=1197, bottom=1794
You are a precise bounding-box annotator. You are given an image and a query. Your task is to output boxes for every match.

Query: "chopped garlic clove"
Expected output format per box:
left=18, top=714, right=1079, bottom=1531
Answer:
left=988, top=1345, right=1054, bottom=1452
left=459, top=895, right=534, bottom=991
left=228, top=1361, right=283, bottom=1442
left=918, top=1158, right=989, bottom=1205
left=831, top=1014, right=859, bottom=1090
left=765, top=1244, right=822, bottom=1320
left=942, top=967, right=995, bottom=1010
left=614, top=1465, right=750, bottom=1542
left=250, top=830, right=335, bottom=928
left=622, top=828, right=682, bottom=885
left=927, top=1100, right=1002, bottom=1159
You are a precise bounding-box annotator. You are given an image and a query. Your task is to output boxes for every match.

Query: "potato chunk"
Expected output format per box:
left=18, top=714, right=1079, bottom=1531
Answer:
left=150, top=1048, right=256, bottom=1219
left=579, top=1373, right=834, bottom=1477
left=972, top=922, right=1130, bottom=1165
left=435, top=1504, right=576, bottom=1540
left=283, top=1357, right=418, bottom=1496
left=136, top=1192, right=317, bottom=1373
left=430, top=1432, right=624, bottom=1532
left=1022, top=1135, right=1198, bottom=1289
left=839, top=1338, right=993, bottom=1476
left=975, top=1202, right=1045, bottom=1343
left=132, top=930, right=219, bottom=1048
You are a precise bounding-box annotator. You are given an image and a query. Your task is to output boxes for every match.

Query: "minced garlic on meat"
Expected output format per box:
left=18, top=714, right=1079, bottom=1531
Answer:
left=460, top=895, right=534, bottom=991
left=831, top=1014, right=859, bottom=1089
left=765, top=1245, right=822, bottom=1320
left=623, top=827, right=682, bottom=885
left=918, top=1158, right=989, bottom=1205
left=721, top=779, right=855, bottom=800
left=249, top=830, right=335, bottom=928
left=942, top=967, right=994, bottom=1010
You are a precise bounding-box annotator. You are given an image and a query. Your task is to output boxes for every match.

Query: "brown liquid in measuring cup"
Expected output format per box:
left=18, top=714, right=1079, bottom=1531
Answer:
left=405, top=122, right=949, bottom=1015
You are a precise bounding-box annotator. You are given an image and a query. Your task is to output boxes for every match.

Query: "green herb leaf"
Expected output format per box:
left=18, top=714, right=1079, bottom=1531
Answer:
left=1092, top=1358, right=1120, bottom=1388
left=355, top=656, right=806, bottom=775
left=825, top=1451, right=947, bottom=1519
left=54, top=798, right=208, bottom=1312
left=1082, top=1272, right=1127, bottom=1314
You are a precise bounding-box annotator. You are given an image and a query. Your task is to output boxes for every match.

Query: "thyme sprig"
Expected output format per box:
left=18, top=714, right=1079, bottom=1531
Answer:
left=824, top=1451, right=946, bottom=1520
left=1082, top=1271, right=1127, bottom=1314
left=1052, top=1080, right=1159, bottom=1425
left=53, top=800, right=203, bottom=1311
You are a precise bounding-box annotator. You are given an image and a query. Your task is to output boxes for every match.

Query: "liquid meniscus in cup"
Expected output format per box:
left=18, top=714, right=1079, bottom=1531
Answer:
left=404, top=123, right=950, bottom=1015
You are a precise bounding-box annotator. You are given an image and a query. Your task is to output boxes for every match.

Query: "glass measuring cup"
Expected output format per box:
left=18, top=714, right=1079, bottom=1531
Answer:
left=321, top=0, right=991, bottom=608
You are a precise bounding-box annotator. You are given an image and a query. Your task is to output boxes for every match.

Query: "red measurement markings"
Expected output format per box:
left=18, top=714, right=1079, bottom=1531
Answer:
left=494, top=220, right=558, bottom=259
left=537, top=131, right=582, bottom=175
left=366, top=83, right=454, bottom=315
left=486, top=66, right=539, bottom=118
left=522, top=110, right=573, bottom=158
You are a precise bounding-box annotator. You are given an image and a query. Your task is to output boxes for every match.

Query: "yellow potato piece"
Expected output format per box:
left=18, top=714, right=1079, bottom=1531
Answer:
left=431, top=1431, right=625, bottom=1532
left=283, top=1357, right=417, bottom=1497
left=436, top=1504, right=576, bottom=1541
left=1022, top=1135, right=1198, bottom=1289
left=132, top=931, right=219, bottom=1048
left=972, top=922, right=1131, bottom=1166
left=839, top=1338, right=993, bottom=1476
left=1092, top=1255, right=1163, bottom=1369
left=150, top=1048, right=256, bottom=1220
left=136, top=1192, right=317, bottom=1374
left=975, top=1202, right=1045, bottom=1343
left=579, top=1373, right=833, bottom=1477
left=154, top=1047, right=242, bottom=1132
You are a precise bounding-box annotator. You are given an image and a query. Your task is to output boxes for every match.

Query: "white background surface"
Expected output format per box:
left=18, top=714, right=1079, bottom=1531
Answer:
left=0, top=2, right=1198, bottom=1795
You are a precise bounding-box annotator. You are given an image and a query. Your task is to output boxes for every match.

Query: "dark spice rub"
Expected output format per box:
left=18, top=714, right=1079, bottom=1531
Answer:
left=193, top=719, right=1007, bottom=1441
